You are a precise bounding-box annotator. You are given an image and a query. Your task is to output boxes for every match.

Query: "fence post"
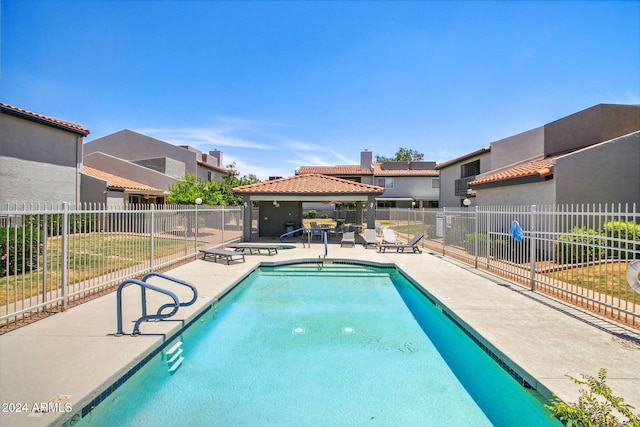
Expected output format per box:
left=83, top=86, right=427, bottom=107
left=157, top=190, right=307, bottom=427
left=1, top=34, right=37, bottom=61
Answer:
left=149, top=204, right=155, bottom=272
left=530, top=204, right=536, bottom=291
left=442, top=207, right=446, bottom=256
left=42, top=212, right=48, bottom=305
left=194, top=202, right=199, bottom=256
left=221, top=208, right=225, bottom=245
left=474, top=206, right=479, bottom=268
left=61, top=202, right=69, bottom=310
left=486, top=207, right=491, bottom=269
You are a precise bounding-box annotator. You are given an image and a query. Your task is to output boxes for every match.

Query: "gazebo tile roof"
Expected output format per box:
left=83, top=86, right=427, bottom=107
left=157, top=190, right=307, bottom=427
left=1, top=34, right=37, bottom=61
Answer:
left=233, top=173, right=384, bottom=194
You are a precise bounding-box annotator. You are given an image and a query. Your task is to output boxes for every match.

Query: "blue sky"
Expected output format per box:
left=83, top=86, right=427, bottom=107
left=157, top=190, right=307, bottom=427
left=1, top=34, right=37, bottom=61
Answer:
left=2, top=1, right=639, bottom=180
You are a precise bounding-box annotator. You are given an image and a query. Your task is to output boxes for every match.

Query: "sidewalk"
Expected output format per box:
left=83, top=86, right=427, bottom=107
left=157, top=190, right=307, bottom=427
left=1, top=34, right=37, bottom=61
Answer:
left=1, top=243, right=639, bottom=426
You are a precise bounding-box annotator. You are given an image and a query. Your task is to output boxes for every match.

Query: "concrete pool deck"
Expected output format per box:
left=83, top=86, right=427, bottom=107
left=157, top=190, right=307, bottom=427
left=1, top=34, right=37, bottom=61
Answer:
left=1, top=241, right=639, bottom=426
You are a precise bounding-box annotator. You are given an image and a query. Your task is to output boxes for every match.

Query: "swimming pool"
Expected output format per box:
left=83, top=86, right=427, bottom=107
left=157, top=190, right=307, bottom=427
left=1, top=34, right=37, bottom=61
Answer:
left=76, top=262, right=561, bottom=426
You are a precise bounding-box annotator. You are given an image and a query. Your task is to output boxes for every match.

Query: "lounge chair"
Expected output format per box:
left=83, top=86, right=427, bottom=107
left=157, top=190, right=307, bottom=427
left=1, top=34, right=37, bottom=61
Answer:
left=200, top=248, right=246, bottom=264
left=229, top=243, right=282, bottom=256
left=376, top=233, right=425, bottom=253
left=340, top=231, right=356, bottom=247
left=382, top=229, right=397, bottom=244
left=363, top=229, right=378, bottom=248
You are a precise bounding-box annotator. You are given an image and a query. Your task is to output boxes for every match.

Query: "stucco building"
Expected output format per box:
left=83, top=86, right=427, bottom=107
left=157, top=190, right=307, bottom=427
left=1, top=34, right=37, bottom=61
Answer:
left=0, top=103, right=90, bottom=205
left=437, top=104, right=640, bottom=207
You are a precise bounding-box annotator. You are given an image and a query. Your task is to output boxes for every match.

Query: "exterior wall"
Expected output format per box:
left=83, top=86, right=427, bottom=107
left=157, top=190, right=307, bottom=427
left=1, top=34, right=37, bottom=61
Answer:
left=555, top=132, right=640, bottom=205
left=438, top=165, right=459, bottom=207
left=134, top=157, right=185, bottom=179
left=106, top=190, right=126, bottom=207
left=438, top=152, right=491, bottom=207
left=80, top=174, right=108, bottom=205
left=84, top=129, right=200, bottom=176
left=544, top=104, right=640, bottom=156
left=0, top=113, right=82, bottom=204
left=84, top=152, right=177, bottom=191
left=475, top=180, right=556, bottom=206
left=490, top=126, right=544, bottom=169
left=359, top=175, right=374, bottom=185
left=258, top=201, right=303, bottom=237
left=375, top=176, right=439, bottom=200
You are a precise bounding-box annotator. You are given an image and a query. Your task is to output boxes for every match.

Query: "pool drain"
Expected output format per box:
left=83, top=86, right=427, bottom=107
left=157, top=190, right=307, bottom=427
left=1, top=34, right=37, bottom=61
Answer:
left=342, top=327, right=356, bottom=334
left=292, top=327, right=305, bottom=334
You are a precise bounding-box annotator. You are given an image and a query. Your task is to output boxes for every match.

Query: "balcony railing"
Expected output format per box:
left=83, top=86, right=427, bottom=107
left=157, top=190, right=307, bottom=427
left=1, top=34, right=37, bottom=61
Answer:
left=455, top=175, right=476, bottom=196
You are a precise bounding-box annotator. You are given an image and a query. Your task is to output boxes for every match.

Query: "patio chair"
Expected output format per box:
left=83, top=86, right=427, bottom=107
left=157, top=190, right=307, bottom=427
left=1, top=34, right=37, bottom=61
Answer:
left=382, top=229, right=397, bottom=244
left=363, top=229, right=378, bottom=248
left=310, top=226, right=324, bottom=242
left=376, top=233, right=425, bottom=253
left=340, top=231, right=356, bottom=247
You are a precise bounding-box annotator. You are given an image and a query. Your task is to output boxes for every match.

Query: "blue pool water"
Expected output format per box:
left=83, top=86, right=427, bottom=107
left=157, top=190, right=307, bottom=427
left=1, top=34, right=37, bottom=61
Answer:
left=77, top=263, right=561, bottom=426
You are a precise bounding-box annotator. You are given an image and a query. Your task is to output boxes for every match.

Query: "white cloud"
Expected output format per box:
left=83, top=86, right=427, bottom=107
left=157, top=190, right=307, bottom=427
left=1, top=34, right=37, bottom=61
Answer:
left=138, top=117, right=370, bottom=180
left=139, top=127, right=271, bottom=149
left=606, top=91, right=640, bottom=105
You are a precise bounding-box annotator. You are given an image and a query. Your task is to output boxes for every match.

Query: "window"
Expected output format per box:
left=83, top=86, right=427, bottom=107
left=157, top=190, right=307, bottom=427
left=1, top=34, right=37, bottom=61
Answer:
left=461, top=160, right=480, bottom=178
left=432, top=178, right=440, bottom=188
left=377, top=178, right=394, bottom=189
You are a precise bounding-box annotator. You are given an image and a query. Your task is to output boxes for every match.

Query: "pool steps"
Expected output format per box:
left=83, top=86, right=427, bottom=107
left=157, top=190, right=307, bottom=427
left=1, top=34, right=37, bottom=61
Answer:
left=166, top=340, right=185, bottom=373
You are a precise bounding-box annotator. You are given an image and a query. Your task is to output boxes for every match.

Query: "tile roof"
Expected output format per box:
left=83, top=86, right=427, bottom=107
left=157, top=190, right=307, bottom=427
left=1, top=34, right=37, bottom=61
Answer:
left=0, top=102, right=90, bottom=136
left=296, top=164, right=438, bottom=177
left=435, top=146, right=491, bottom=170
left=296, top=165, right=372, bottom=175
left=233, top=174, right=385, bottom=195
left=372, top=163, right=439, bottom=177
left=83, top=166, right=165, bottom=192
left=469, top=158, right=554, bottom=186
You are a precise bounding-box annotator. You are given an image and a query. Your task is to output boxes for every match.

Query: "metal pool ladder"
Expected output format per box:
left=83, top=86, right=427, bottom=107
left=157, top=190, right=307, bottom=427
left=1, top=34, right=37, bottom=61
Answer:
left=115, top=272, right=198, bottom=337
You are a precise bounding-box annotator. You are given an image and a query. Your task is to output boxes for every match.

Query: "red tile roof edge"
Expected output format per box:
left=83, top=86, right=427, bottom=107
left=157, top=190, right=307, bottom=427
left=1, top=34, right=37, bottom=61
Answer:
left=233, top=173, right=385, bottom=194
left=435, top=146, right=491, bottom=170
left=1, top=102, right=90, bottom=136
left=469, top=158, right=555, bottom=186
left=82, top=166, right=165, bottom=192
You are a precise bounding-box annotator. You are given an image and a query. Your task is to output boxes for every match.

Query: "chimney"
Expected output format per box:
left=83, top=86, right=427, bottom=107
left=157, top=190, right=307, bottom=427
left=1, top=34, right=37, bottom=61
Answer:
left=208, top=150, right=223, bottom=167
left=360, top=150, right=372, bottom=171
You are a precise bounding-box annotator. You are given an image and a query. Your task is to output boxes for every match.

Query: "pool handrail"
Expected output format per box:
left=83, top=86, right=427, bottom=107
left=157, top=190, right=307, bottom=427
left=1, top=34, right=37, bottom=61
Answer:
left=323, top=230, right=328, bottom=258
left=141, top=272, right=198, bottom=307
left=279, top=227, right=306, bottom=243
left=115, top=279, right=181, bottom=336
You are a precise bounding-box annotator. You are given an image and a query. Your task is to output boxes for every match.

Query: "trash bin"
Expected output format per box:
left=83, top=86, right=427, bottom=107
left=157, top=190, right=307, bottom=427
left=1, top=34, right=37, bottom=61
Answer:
left=285, top=221, right=295, bottom=234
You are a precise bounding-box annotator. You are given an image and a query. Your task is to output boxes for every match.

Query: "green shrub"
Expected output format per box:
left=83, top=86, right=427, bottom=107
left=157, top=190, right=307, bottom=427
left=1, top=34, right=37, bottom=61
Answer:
left=306, top=210, right=317, bottom=219
left=445, top=226, right=466, bottom=246
left=424, top=224, right=436, bottom=239
left=32, top=213, right=96, bottom=236
left=464, top=233, right=488, bottom=256
left=491, top=238, right=510, bottom=260
left=602, top=221, right=640, bottom=258
left=546, top=368, right=640, bottom=426
left=0, top=226, right=42, bottom=276
left=556, top=227, right=605, bottom=263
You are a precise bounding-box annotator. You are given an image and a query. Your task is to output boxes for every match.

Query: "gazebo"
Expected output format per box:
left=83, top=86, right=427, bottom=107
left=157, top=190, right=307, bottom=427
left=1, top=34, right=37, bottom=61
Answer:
left=233, top=174, right=385, bottom=241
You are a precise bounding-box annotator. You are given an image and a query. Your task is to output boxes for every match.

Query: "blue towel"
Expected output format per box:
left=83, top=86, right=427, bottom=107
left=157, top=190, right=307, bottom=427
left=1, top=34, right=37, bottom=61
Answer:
left=510, top=220, right=523, bottom=242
